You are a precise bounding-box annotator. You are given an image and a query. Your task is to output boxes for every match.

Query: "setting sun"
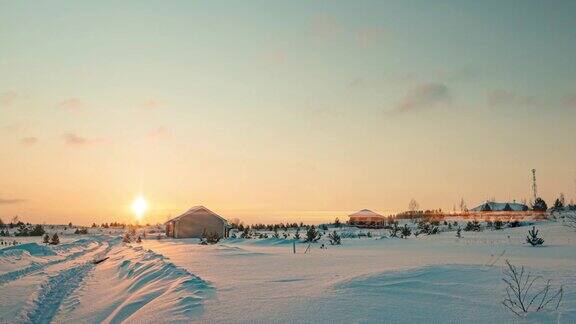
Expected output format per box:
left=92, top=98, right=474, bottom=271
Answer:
left=131, top=196, right=148, bottom=220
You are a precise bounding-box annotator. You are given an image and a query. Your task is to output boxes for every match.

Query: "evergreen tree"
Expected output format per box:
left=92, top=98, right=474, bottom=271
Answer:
left=552, top=198, right=564, bottom=212
left=388, top=222, right=400, bottom=237
left=400, top=224, right=411, bottom=239
left=304, top=225, right=320, bottom=242
left=30, top=224, right=45, bottom=236
left=50, top=233, right=60, bottom=245
left=334, top=218, right=341, bottom=228
left=42, top=233, right=50, bottom=244
left=526, top=226, right=544, bottom=246
left=464, top=220, right=481, bottom=231
left=532, top=197, right=548, bottom=212
left=294, top=228, right=301, bottom=240
left=15, top=224, right=29, bottom=236
left=328, top=231, right=341, bottom=245
left=494, top=220, right=504, bottom=230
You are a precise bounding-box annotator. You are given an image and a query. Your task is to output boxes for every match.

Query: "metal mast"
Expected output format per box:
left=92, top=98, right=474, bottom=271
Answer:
left=531, top=169, right=538, bottom=202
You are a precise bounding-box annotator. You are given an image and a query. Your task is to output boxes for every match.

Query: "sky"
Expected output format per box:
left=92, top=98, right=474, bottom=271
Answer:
left=1, top=0, right=576, bottom=225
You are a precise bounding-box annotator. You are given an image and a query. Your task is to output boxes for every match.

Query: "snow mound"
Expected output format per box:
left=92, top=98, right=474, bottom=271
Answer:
left=0, top=243, right=57, bottom=257
left=323, top=264, right=565, bottom=323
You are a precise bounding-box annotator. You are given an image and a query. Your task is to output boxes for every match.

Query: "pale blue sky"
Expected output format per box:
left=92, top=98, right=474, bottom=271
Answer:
left=1, top=1, right=575, bottom=224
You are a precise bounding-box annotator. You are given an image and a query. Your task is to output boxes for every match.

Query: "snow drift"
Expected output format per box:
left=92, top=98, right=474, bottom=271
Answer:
left=0, top=243, right=57, bottom=257
left=55, top=244, right=213, bottom=323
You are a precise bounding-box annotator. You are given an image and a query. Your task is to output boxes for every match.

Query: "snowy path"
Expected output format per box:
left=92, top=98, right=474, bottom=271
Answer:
left=24, top=262, right=93, bottom=323
left=17, top=239, right=113, bottom=323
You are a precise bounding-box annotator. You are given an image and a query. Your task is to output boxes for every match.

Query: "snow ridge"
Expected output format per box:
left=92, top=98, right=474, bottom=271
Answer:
left=101, top=245, right=213, bottom=323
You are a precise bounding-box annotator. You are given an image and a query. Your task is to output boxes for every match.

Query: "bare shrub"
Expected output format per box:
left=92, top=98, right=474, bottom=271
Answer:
left=502, top=260, right=563, bottom=316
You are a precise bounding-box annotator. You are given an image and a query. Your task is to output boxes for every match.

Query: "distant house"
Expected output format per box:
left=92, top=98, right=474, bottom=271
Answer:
left=165, top=206, right=230, bottom=239
left=470, top=201, right=529, bottom=213
left=348, top=209, right=386, bottom=227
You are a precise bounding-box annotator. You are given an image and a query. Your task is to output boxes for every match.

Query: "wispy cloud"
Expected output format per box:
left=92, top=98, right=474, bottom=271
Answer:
left=392, top=82, right=451, bottom=113
left=20, top=137, right=38, bottom=146
left=62, top=133, right=95, bottom=147
left=0, top=197, right=27, bottom=205
left=58, top=98, right=85, bottom=112
left=488, top=90, right=536, bottom=107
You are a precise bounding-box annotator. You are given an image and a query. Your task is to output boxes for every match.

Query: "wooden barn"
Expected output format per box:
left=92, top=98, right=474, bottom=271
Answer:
left=165, top=206, right=230, bottom=239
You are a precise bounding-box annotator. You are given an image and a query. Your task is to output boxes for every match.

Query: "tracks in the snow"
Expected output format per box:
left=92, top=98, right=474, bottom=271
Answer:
left=8, top=238, right=117, bottom=323
left=0, top=240, right=103, bottom=286
left=24, top=262, right=93, bottom=324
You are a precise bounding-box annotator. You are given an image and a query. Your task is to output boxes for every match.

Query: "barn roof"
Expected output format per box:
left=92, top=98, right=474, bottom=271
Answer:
left=470, top=201, right=528, bottom=212
left=165, top=206, right=228, bottom=224
left=348, top=209, right=384, bottom=218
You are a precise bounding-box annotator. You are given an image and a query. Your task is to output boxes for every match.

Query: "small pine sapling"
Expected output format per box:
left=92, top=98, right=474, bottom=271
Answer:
left=294, top=228, right=301, bottom=240
left=400, top=224, right=411, bottom=239
left=388, top=222, right=400, bottom=238
left=240, top=227, right=250, bottom=239
left=526, top=226, right=544, bottom=246
left=328, top=231, right=341, bottom=245
left=494, top=220, right=504, bottom=230
left=50, top=233, right=60, bottom=245
left=304, top=226, right=320, bottom=243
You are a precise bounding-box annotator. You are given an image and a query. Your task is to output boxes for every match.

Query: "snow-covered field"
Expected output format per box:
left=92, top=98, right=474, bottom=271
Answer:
left=1, top=218, right=575, bottom=323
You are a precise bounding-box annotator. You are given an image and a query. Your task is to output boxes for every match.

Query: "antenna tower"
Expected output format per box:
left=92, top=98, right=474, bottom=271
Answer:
left=531, top=169, right=537, bottom=202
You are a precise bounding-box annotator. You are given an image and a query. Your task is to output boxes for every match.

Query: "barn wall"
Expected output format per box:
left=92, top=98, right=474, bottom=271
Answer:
left=174, top=213, right=225, bottom=238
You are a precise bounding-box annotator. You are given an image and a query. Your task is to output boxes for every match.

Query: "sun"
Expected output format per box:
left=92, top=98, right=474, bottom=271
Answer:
left=131, top=196, right=148, bottom=220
